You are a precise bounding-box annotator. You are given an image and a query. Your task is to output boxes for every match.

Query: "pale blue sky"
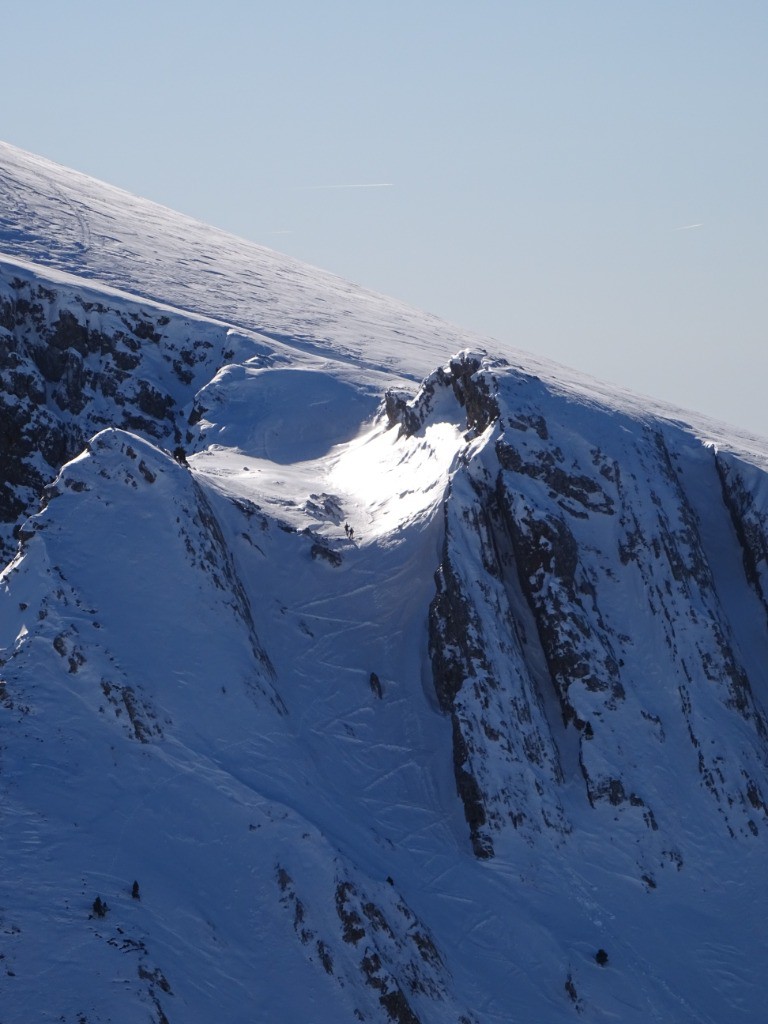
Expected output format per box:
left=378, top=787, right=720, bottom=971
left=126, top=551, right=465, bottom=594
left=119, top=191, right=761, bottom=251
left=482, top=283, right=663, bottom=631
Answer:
left=2, top=1, right=766, bottom=433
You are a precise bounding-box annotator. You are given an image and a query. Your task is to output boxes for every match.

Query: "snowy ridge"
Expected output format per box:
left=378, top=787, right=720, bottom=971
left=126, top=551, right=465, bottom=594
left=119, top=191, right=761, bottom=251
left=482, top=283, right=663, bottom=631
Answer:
left=2, top=138, right=767, bottom=453
left=0, top=141, right=470, bottom=383
left=1, top=144, right=768, bottom=1022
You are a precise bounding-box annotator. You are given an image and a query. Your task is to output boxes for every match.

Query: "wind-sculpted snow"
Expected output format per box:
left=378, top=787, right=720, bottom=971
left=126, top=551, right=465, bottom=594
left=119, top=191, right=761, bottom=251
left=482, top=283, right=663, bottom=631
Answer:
left=2, top=143, right=768, bottom=1022
left=192, top=365, right=380, bottom=463
left=0, top=141, right=475, bottom=382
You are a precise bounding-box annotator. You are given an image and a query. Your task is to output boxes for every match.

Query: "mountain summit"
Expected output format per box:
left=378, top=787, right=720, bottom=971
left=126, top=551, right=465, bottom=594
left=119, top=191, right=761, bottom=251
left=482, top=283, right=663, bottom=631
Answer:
left=1, top=142, right=767, bottom=1023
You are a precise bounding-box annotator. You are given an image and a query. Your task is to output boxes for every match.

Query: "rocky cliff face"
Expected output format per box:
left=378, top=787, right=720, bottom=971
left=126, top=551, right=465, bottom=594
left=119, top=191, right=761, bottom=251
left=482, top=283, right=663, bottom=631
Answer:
left=0, top=261, right=247, bottom=561
left=424, top=359, right=768, bottom=869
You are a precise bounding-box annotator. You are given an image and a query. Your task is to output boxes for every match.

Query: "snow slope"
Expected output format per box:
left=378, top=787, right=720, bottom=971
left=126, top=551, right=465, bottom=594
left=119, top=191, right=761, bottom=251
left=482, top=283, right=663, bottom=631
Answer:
left=2, top=138, right=766, bottom=453
left=1, top=142, right=768, bottom=1023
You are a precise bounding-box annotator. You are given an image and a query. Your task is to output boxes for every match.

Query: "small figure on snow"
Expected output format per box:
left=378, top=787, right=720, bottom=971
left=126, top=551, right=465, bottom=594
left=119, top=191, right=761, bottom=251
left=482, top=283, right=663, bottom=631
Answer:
left=91, top=895, right=108, bottom=918
left=172, top=445, right=189, bottom=467
left=369, top=672, right=382, bottom=699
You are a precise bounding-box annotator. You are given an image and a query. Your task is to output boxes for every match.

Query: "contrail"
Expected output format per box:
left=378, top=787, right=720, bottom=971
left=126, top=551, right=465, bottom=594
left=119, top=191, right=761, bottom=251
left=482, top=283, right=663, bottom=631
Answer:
left=674, top=223, right=703, bottom=231
left=295, top=183, right=394, bottom=191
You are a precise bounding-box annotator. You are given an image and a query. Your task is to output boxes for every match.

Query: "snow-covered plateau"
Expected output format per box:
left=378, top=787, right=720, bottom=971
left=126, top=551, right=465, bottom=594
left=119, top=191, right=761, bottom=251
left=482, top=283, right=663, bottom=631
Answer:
left=1, top=141, right=767, bottom=1023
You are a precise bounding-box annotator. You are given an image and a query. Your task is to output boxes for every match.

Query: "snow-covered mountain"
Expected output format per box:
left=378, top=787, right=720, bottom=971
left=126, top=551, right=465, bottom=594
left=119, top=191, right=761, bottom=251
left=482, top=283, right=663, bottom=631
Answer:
left=1, top=141, right=767, bottom=1023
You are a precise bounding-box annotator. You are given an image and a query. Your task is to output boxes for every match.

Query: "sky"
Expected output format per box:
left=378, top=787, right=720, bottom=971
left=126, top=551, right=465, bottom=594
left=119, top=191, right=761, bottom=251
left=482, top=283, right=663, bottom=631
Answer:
left=1, top=0, right=766, bottom=434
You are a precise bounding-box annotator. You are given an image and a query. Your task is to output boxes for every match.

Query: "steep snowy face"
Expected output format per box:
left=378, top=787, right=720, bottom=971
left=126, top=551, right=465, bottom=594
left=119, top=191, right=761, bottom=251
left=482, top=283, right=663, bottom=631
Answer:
left=8, top=428, right=278, bottom=709
left=3, top=143, right=768, bottom=1024
left=421, top=360, right=768, bottom=864
left=0, top=425, right=479, bottom=1024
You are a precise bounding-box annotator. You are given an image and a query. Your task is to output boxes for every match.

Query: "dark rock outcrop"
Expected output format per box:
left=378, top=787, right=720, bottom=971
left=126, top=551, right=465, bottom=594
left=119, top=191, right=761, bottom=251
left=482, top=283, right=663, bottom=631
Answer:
left=0, top=266, right=238, bottom=561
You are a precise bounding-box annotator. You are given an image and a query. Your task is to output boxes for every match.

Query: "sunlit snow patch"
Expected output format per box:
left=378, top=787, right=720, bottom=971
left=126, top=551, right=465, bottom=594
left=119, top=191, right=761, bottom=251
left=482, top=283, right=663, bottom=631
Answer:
left=330, top=418, right=465, bottom=539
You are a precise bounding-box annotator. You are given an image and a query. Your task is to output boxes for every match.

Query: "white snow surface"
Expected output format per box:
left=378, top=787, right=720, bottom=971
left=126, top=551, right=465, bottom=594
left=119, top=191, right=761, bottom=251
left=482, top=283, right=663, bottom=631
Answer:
left=1, top=138, right=766, bottom=453
left=0, top=141, right=767, bottom=1023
